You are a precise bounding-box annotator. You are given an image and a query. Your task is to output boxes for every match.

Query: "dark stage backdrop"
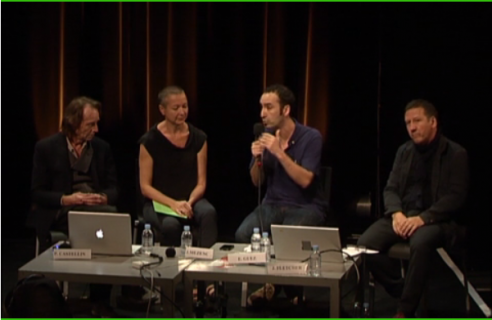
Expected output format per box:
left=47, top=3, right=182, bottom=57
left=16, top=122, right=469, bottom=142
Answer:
left=2, top=3, right=490, bottom=270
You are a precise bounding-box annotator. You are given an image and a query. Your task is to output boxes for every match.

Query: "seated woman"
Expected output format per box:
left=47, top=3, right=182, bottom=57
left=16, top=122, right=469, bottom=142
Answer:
left=139, top=85, right=217, bottom=249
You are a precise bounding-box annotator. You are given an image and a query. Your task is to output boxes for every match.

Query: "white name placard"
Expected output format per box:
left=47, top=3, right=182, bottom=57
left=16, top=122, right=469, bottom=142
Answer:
left=185, top=247, right=214, bottom=260
left=228, top=252, right=266, bottom=264
left=267, top=262, right=308, bottom=275
left=53, top=249, right=92, bottom=260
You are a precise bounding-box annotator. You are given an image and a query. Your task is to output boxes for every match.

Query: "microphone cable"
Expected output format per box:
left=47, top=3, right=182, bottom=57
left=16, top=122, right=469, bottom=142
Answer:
left=253, top=122, right=266, bottom=234
left=257, top=156, right=264, bottom=234
left=138, top=253, right=185, bottom=318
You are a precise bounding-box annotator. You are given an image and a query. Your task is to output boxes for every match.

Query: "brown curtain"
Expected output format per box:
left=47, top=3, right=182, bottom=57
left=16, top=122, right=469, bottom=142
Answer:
left=26, top=2, right=331, bottom=141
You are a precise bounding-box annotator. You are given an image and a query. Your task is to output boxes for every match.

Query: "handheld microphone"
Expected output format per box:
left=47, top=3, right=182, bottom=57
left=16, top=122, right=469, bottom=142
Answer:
left=253, top=123, right=265, bottom=166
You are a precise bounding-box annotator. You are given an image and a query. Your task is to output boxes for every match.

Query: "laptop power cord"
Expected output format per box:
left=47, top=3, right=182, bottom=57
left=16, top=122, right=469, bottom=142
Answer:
left=138, top=253, right=185, bottom=318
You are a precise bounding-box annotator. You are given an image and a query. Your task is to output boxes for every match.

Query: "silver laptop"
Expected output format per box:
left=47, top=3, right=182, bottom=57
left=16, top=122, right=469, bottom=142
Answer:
left=68, top=211, right=133, bottom=256
left=271, top=225, right=344, bottom=263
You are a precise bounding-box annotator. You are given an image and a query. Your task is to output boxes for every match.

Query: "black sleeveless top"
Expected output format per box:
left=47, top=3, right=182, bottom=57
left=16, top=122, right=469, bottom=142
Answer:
left=139, top=123, right=207, bottom=201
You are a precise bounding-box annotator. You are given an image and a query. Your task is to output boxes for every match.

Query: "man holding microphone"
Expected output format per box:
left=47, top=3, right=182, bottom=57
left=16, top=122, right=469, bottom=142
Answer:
left=235, top=84, right=328, bottom=306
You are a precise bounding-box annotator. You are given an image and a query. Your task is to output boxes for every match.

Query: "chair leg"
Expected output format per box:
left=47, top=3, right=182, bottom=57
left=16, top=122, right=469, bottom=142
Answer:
left=241, top=282, right=248, bottom=307
left=63, top=282, right=69, bottom=298
left=436, top=248, right=492, bottom=317
left=56, top=281, right=69, bottom=299
left=155, top=286, right=161, bottom=304
left=132, top=222, right=139, bottom=245
left=35, top=237, right=40, bottom=257
left=462, top=256, right=471, bottom=315
left=399, top=259, right=406, bottom=278
left=368, top=272, right=375, bottom=317
left=217, top=281, right=228, bottom=317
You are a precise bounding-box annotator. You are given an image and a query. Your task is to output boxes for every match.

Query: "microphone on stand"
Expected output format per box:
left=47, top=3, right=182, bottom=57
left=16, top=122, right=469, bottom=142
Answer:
left=252, top=122, right=267, bottom=306
left=253, top=123, right=265, bottom=234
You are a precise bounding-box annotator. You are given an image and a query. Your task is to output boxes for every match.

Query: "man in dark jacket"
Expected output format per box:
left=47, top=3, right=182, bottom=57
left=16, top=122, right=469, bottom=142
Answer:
left=28, top=96, right=118, bottom=317
left=29, top=96, right=118, bottom=250
left=358, top=99, right=469, bottom=318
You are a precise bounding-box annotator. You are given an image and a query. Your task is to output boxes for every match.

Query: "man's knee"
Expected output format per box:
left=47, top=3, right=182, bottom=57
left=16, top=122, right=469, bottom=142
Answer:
left=356, top=218, right=396, bottom=250
left=78, top=205, right=118, bottom=213
left=92, top=205, right=118, bottom=213
left=409, top=226, right=442, bottom=253
left=38, top=237, right=52, bottom=254
left=357, top=229, right=372, bottom=247
left=409, top=236, right=437, bottom=253
left=235, top=208, right=262, bottom=243
left=104, top=205, right=118, bottom=213
left=235, top=227, right=250, bottom=244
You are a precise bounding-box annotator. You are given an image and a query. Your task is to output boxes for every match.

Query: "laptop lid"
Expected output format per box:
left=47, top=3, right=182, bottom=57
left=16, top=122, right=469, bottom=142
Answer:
left=68, top=211, right=133, bottom=256
left=271, top=225, right=344, bottom=263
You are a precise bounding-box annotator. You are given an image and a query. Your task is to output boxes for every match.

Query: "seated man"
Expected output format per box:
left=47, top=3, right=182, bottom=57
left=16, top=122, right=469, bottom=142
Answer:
left=235, top=84, right=328, bottom=305
left=28, top=96, right=118, bottom=317
left=139, top=85, right=217, bottom=248
left=357, top=99, right=469, bottom=317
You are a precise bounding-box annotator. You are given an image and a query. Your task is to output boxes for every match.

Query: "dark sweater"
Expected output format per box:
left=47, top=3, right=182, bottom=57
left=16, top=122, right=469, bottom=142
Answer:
left=402, top=134, right=441, bottom=215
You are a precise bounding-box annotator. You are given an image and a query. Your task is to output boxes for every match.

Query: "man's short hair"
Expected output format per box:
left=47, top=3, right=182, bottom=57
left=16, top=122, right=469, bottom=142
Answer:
left=158, top=86, right=185, bottom=106
left=61, top=96, right=101, bottom=138
left=264, top=84, right=297, bottom=117
left=405, top=99, right=438, bottom=120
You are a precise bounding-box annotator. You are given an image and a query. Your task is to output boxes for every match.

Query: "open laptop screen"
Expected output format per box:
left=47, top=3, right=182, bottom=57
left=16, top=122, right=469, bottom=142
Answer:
left=271, top=225, right=344, bottom=263
left=68, top=211, right=133, bottom=256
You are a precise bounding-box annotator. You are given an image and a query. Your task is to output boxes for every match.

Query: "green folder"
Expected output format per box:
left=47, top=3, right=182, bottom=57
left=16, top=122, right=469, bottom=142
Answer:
left=152, top=201, right=188, bottom=219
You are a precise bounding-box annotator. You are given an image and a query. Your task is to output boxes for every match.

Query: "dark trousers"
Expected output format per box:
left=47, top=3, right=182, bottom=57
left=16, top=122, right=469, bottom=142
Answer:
left=357, top=217, right=447, bottom=316
left=236, top=204, right=326, bottom=300
left=143, top=198, right=218, bottom=248
left=43, top=205, right=118, bottom=304
left=235, top=204, right=325, bottom=243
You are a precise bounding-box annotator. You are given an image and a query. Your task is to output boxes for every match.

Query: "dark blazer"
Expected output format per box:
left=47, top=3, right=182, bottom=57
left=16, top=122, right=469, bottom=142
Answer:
left=383, top=135, right=469, bottom=224
left=28, top=132, right=118, bottom=239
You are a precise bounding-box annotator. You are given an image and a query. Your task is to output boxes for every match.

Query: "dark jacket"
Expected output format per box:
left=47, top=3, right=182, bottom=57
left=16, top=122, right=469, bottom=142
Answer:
left=384, top=135, right=469, bottom=224
left=27, top=132, right=118, bottom=239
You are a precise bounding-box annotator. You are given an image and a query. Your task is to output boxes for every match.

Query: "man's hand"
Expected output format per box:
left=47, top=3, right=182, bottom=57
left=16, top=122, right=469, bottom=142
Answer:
left=99, top=194, right=108, bottom=205
left=392, top=212, right=408, bottom=238
left=400, top=216, right=425, bottom=238
left=251, top=140, right=265, bottom=158
left=83, top=193, right=107, bottom=206
left=172, top=201, right=193, bottom=218
left=61, top=192, right=86, bottom=206
left=62, top=192, right=108, bottom=206
left=259, top=131, right=282, bottom=157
